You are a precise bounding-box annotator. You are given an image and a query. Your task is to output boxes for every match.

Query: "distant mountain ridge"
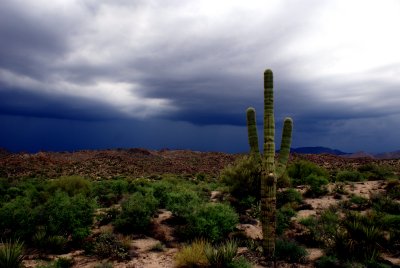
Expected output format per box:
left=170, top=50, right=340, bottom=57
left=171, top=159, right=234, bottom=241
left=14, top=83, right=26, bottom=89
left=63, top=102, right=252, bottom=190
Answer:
left=374, top=150, right=400, bottom=160
left=290, top=147, right=400, bottom=159
left=290, top=146, right=349, bottom=155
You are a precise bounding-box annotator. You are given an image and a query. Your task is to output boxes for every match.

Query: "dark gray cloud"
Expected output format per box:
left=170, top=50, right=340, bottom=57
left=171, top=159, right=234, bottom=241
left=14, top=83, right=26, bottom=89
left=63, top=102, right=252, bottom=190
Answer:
left=1, top=0, right=400, bottom=153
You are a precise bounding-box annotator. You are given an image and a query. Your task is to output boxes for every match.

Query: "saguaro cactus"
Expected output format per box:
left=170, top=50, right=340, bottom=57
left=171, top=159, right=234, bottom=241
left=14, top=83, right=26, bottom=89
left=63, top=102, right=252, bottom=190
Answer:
left=246, top=69, right=293, bottom=259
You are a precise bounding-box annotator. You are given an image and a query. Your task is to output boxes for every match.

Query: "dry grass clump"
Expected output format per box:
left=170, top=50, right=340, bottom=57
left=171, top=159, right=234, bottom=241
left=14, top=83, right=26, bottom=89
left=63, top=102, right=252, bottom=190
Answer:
left=175, top=239, right=209, bottom=267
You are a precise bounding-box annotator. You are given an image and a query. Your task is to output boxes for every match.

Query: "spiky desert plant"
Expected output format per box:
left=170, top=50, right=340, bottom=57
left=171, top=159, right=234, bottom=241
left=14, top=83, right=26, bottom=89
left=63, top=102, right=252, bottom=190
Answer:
left=0, top=239, right=24, bottom=268
left=246, top=69, right=293, bottom=259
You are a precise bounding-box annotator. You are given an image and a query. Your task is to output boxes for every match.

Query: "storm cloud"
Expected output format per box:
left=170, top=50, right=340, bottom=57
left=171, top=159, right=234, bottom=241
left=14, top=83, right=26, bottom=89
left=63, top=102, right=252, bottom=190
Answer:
left=1, top=0, right=400, bottom=153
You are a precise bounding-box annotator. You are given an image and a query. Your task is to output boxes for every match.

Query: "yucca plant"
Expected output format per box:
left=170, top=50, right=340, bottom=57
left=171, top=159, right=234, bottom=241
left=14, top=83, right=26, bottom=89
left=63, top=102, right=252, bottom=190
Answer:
left=0, top=239, right=24, bottom=268
left=204, top=239, right=238, bottom=268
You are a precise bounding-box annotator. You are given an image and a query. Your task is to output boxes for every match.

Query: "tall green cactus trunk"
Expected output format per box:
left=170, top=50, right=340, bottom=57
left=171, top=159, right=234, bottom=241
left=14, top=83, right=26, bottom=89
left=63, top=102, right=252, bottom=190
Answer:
left=246, top=69, right=293, bottom=259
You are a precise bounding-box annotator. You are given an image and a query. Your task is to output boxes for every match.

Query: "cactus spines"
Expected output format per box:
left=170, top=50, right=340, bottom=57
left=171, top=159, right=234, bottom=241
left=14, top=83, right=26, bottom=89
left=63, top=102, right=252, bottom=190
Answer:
left=246, top=69, right=293, bottom=259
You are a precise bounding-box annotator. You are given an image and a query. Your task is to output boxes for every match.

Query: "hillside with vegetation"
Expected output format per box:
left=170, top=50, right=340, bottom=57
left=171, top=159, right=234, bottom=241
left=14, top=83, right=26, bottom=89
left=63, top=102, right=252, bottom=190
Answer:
left=1, top=149, right=400, bottom=267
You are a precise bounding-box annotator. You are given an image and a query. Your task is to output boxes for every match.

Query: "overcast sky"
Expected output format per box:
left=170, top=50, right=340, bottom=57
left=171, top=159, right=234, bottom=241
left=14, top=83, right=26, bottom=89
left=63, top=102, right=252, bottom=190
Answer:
left=1, top=0, right=400, bottom=153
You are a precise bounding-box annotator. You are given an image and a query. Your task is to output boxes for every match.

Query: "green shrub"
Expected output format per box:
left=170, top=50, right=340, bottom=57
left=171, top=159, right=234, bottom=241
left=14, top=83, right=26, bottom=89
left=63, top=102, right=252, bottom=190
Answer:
left=349, top=195, right=369, bottom=209
left=220, top=156, right=261, bottom=200
left=114, top=191, right=158, bottom=234
left=0, top=239, right=24, bottom=268
left=386, top=179, right=400, bottom=199
left=340, top=212, right=382, bottom=261
left=175, top=239, right=209, bottom=268
left=45, top=235, right=68, bottom=253
left=91, top=232, right=130, bottom=260
left=315, top=255, right=340, bottom=268
left=336, top=170, right=365, bottom=182
left=275, top=238, right=308, bottom=263
left=127, top=178, right=153, bottom=193
left=205, top=239, right=238, bottom=268
left=304, top=174, right=329, bottom=197
left=185, top=203, right=238, bottom=243
left=44, top=191, right=96, bottom=241
left=358, top=163, right=394, bottom=180
left=32, top=226, right=68, bottom=253
left=110, top=179, right=129, bottom=196
left=151, top=180, right=175, bottom=208
left=165, top=188, right=202, bottom=218
left=92, top=181, right=119, bottom=207
left=228, top=256, right=253, bottom=268
left=287, top=160, right=328, bottom=186
left=245, top=199, right=261, bottom=219
left=150, top=242, right=165, bottom=252
left=49, top=176, right=91, bottom=197
left=53, top=257, right=74, bottom=268
left=371, top=193, right=400, bottom=214
left=298, top=216, right=320, bottom=247
left=277, top=206, right=296, bottom=235
left=0, top=196, right=39, bottom=240
left=5, top=187, right=22, bottom=200
left=96, top=207, right=120, bottom=226
left=319, top=212, right=383, bottom=263
left=306, top=209, right=340, bottom=248
left=277, top=188, right=302, bottom=209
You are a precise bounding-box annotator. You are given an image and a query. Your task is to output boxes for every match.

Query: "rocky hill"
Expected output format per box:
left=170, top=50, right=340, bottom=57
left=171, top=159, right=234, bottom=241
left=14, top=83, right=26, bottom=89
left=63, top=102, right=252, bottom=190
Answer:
left=1, top=148, right=400, bottom=179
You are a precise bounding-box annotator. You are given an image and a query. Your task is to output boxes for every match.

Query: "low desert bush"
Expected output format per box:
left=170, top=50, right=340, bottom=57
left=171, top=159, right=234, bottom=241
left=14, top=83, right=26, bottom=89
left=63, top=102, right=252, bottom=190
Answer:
left=220, top=155, right=261, bottom=200
left=349, top=195, right=369, bottom=207
left=338, top=212, right=383, bottom=262
left=92, top=181, right=119, bottom=207
left=110, top=179, right=129, bottom=197
left=184, top=203, right=239, bottom=243
left=175, top=239, right=209, bottom=267
left=386, top=179, right=400, bottom=199
left=96, top=207, right=120, bottom=226
left=45, top=235, right=69, bottom=253
left=53, top=257, right=74, bottom=268
left=358, top=163, right=394, bottom=180
left=0, top=196, right=39, bottom=240
left=150, top=242, right=165, bottom=252
left=277, top=206, right=296, bottom=235
left=91, top=232, right=130, bottom=260
left=275, top=238, right=308, bottom=263
left=165, top=188, right=202, bottom=218
left=0, top=239, right=24, bottom=268
left=114, top=191, right=158, bottom=234
left=228, top=256, right=253, bottom=268
left=299, top=208, right=340, bottom=248
left=44, top=191, right=96, bottom=241
left=315, top=255, right=340, bottom=268
left=277, top=188, right=302, bottom=209
left=151, top=180, right=175, bottom=208
left=371, top=193, right=400, bottom=214
left=49, top=176, right=91, bottom=197
left=287, top=160, right=328, bottom=186
left=33, top=227, right=68, bottom=253
left=335, top=170, right=365, bottom=182
left=304, top=174, right=329, bottom=197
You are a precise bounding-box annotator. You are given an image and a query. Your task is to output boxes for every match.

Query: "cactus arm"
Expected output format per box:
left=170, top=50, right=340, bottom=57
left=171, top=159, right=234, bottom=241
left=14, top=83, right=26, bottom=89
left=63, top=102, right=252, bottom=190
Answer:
left=246, top=107, right=260, bottom=156
left=276, top=117, right=293, bottom=178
